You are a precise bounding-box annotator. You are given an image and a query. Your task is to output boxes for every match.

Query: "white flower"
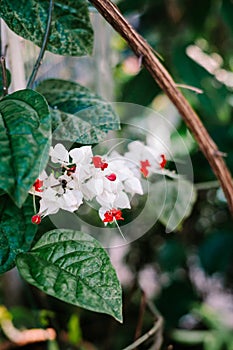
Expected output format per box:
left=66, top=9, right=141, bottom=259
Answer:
left=70, top=146, right=94, bottom=182
left=124, top=140, right=173, bottom=178
left=31, top=139, right=179, bottom=226
left=39, top=186, right=83, bottom=217
left=69, top=146, right=93, bottom=164
left=97, top=190, right=131, bottom=210
left=107, top=151, right=143, bottom=195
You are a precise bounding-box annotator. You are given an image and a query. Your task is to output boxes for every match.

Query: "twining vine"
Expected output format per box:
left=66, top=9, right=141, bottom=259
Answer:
left=89, top=0, right=233, bottom=215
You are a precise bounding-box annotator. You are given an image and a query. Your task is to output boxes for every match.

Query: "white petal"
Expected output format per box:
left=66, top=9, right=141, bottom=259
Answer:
left=44, top=174, right=60, bottom=188
left=96, top=191, right=116, bottom=207
left=50, top=144, right=69, bottom=164
left=114, top=191, right=131, bottom=209
left=98, top=207, right=107, bottom=221
left=94, top=178, right=104, bottom=195
left=58, top=190, right=83, bottom=212
left=70, top=146, right=93, bottom=164
left=39, top=188, right=60, bottom=215
left=80, top=182, right=96, bottom=201
left=128, top=141, right=145, bottom=153
left=124, top=177, right=143, bottom=195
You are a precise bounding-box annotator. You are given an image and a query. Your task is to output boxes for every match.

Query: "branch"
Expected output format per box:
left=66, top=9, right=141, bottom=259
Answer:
left=27, top=0, right=54, bottom=89
left=134, top=289, right=146, bottom=348
left=89, top=0, right=233, bottom=215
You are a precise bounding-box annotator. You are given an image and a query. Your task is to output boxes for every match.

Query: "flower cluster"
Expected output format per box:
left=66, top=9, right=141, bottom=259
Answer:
left=31, top=139, right=173, bottom=225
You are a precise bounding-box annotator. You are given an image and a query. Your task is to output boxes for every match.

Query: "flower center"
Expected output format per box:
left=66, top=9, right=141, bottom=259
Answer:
left=103, top=208, right=124, bottom=223
left=160, top=154, right=167, bottom=169
left=92, top=156, right=108, bottom=171
left=67, top=165, right=76, bottom=176
left=140, top=159, right=151, bottom=177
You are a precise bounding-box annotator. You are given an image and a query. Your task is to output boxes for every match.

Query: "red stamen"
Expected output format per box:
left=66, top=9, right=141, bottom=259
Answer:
left=103, top=208, right=124, bottom=223
left=140, top=159, right=151, bottom=177
left=67, top=165, right=76, bottom=176
left=92, top=156, right=108, bottom=171
left=31, top=214, right=41, bottom=225
left=160, top=154, right=167, bottom=169
left=33, top=179, right=43, bottom=192
left=106, top=173, right=117, bottom=181
left=101, top=162, right=108, bottom=170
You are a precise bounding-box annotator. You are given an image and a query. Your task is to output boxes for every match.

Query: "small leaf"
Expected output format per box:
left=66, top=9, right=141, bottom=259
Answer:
left=0, top=0, right=93, bottom=56
left=0, top=195, right=37, bottom=274
left=0, top=89, right=51, bottom=207
left=36, top=79, right=120, bottom=144
left=153, top=179, right=197, bottom=232
left=16, top=229, right=123, bottom=322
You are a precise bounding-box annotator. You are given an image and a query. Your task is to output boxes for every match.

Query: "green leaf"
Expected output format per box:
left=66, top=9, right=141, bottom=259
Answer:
left=0, top=68, right=11, bottom=96
left=36, top=79, right=120, bottom=144
left=0, top=195, right=37, bottom=274
left=158, top=240, right=187, bottom=272
left=153, top=179, right=197, bottom=232
left=68, top=314, right=82, bottom=345
left=0, top=0, right=93, bottom=56
left=0, top=89, right=51, bottom=207
left=221, top=0, right=233, bottom=34
left=198, top=230, right=233, bottom=275
left=16, top=229, right=123, bottom=322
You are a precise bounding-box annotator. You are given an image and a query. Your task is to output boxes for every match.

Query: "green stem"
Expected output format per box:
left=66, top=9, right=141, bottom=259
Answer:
left=32, top=194, right=37, bottom=214
left=114, top=218, right=127, bottom=241
left=194, top=180, right=220, bottom=191
left=27, top=0, right=54, bottom=89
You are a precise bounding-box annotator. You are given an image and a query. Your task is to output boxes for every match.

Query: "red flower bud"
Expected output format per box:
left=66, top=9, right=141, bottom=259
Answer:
left=33, top=179, right=43, bottom=192
left=106, top=173, right=117, bottom=181
left=31, top=214, right=41, bottom=225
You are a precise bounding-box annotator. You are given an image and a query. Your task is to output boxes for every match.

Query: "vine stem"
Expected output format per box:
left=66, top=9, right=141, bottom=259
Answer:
left=27, top=0, right=54, bottom=89
left=121, top=316, right=163, bottom=350
left=0, top=55, right=8, bottom=95
left=89, top=0, right=233, bottom=215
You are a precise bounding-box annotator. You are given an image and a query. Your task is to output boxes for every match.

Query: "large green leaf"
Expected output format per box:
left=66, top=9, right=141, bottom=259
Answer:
left=16, top=229, right=123, bottom=322
left=0, top=195, right=37, bottom=274
left=0, top=89, right=51, bottom=207
left=153, top=179, right=197, bottom=232
left=36, top=79, right=120, bottom=144
left=0, top=0, right=93, bottom=56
